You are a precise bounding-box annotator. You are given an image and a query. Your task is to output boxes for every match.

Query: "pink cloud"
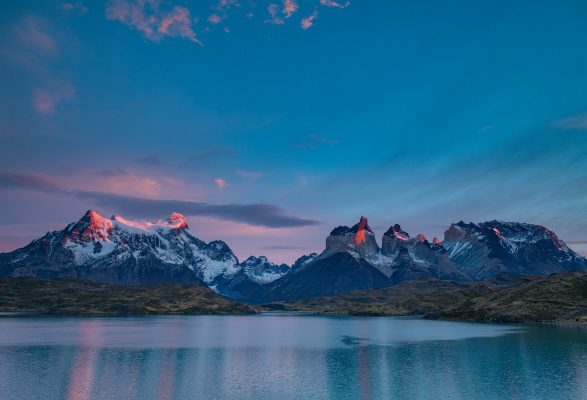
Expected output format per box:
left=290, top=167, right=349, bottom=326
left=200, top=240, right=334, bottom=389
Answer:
left=105, top=0, right=201, bottom=45
left=236, top=170, right=263, bottom=178
left=207, top=14, right=222, bottom=24
left=61, top=2, right=88, bottom=15
left=265, top=4, right=284, bottom=25
left=320, top=0, right=350, bottom=8
left=16, top=16, right=59, bottom=55
left=283, top=0, right=298, bottom=18
left=157, top=6, right=200, bottom=43
left=301, top=10, right=318, bottom=29
left=214, top=178, right=228, bottom=189
left=217, top=0, right=239, bottom=9
left=33, top=83, right=75, bottom=115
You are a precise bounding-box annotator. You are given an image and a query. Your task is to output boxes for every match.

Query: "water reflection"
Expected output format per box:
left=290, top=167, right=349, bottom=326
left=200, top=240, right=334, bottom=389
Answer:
left=0, top=315, right=585, bottom=400
left=67, top=320, right=101, bottom=400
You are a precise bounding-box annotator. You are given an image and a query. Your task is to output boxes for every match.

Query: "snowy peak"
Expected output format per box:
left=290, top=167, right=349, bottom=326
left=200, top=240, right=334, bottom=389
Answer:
left=66, top=209, right=113, bottom=242
left=384, top=224, right=410, bottom=241
left=416, top=234, right=428, bottom=243
left=167, top=212, right=189, bottom=229
left=240, top=255, right=289, bottom=284
left=442, top=220, right=587, bottom=279
left=291, top=253, right=318, bottom=271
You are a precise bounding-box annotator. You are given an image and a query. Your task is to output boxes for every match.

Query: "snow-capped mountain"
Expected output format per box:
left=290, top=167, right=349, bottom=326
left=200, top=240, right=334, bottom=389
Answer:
left=252, top=216, right=586, bottom=302
left=317, top=217, right=467, bottom=282
left=252, top=217, right=468, bottom=302
left=240, top=256, right=290, bottom=284
left=0, top=210, right=288, bottom=293
left=442, top=220, right=587, bottom=279
left=291, top=253, right=318, bottom=271
left=2, top=212, right=585, bottom=302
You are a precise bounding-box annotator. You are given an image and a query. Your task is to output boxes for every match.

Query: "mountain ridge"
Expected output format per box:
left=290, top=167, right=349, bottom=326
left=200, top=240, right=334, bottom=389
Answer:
left=1, top=212, right=585, bottom=302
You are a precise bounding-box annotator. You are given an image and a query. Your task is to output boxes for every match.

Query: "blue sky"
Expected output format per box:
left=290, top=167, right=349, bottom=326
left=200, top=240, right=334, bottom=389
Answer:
left=1, top=0, right=587, bottom=263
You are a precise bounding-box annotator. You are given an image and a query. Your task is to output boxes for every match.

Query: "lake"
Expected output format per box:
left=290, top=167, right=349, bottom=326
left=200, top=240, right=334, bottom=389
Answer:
left=0, top=313, right=585, bottom=400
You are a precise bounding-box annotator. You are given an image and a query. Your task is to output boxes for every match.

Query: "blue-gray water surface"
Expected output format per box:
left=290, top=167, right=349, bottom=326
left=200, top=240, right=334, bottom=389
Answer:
left=0, top=313, right=585, bottom=400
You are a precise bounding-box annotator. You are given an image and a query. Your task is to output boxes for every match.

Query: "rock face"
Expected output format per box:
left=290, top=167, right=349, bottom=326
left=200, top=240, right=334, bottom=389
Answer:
left=442, top=221, right=587, bottom=279
left=0, top=210, right=289, bottom=295
left=324, top=216, right=380, bottom=259
left=378, top=223, right=470, bottom=283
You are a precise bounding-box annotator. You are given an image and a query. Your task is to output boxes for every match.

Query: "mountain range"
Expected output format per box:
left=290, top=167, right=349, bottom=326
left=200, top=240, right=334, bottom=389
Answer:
left=1, top=211, right=585, bottom=302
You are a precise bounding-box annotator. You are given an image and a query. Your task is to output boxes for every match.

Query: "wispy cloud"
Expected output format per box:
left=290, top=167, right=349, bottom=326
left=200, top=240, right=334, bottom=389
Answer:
left=33, top=83, right=74, bottom=115
left=258, top=245, right=308, bottom=250
left=283, top=0, right=299, bottom=18
left=61, top=2, right=88, bottom=15
left=105, top=0, right=202, bottom=45
left=309, top=133, right=338, bottom=144
left=301, top=10, right=318, bottom=29
left=319, top=0, right=349, bottom=8
left=95, top=168, right=128, bottom=177
left=16, top=16, right=59, bottom=55
left=136, top=155, right=167, bottom=167
left=207, top=14, right=222, bottom=24
left=0, top=171, right=319, bottom=228
left=236, top=170, right=263, bottom=178
left=214, top=178, right=228, bottom=188
left=553, top=113, right=587, bottom=131
left=0, top=172, right=67, bottom=194
left=292, top=133, right=339, bottom=149
left=3, top=16, right=76, bottom=115
left=104, top=0, right=349, bottom=35
left=265, top=4, right=284, bottom=25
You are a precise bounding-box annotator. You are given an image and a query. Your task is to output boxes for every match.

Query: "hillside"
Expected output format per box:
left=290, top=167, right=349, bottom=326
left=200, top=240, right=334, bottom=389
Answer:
left=273, top=272, right=587, bottom=323
left=0, top=277, right=257, bottom=315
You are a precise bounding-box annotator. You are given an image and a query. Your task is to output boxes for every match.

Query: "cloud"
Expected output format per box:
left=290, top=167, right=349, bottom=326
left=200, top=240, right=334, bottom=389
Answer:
left=214, top=178, right=228, bottom=188
left=319, top=0, right=349, bottom=8
left=283, top=0, right=298, bottom=18
left=216, top=0, right=240, bottom=10
left=0, top=171, right=320, bottom=228
left=553, top=113, right=587, bottom=131
left=207, top=14, right=222, bottom=24
left=61, top=2, right=88, bottom=15
left=0, top=172, right=67, bottom=194
left=95, top=168, right=128, bottom=177
left=292, top=133, right=339, bottom=149
left=301, top=10, right=318, bottom=29
left=309, top=133, right=339, bottom=144
left=33, top=83, right=75, bottom=115
left=258, top=245, right=308, bottom=250
left=236, top=170, right=263, bottom=178
left=4, top=16, right=76, bottom=114
left=105, top=0, right=202, bottom=45
left=75, top=191, right=319, bottom=228
left=16, top=16, right=59, bottom=55
left=265, top=4, right=284, bottom=25
left=136, top=155, right=166, bottom=166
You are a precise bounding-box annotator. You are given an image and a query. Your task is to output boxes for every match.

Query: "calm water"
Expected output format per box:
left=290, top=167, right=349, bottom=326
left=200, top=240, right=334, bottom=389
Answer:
left=0, top=313, right=585, bottom=400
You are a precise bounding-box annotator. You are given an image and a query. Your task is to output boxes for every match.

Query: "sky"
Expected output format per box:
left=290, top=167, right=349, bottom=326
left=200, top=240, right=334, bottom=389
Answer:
left=1, top=0, right=587, bottom=263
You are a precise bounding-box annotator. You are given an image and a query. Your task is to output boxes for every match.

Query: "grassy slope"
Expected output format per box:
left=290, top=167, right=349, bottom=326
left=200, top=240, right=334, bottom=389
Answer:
left=0, top=277, right=257, bottom=315
left=274, top=272, right=587, bottom=323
